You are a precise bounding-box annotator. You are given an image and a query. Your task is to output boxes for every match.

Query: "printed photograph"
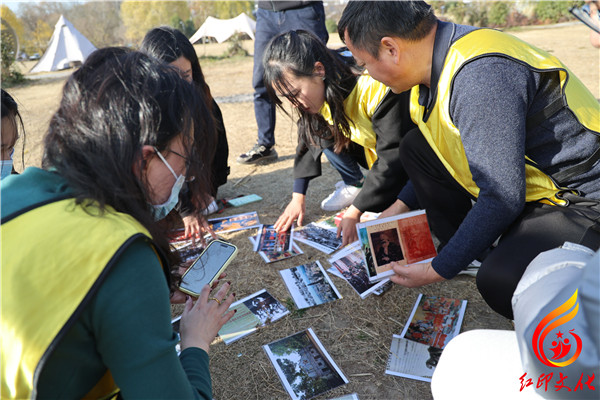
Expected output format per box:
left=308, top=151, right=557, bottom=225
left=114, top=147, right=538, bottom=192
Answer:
left=357, top=225, right=377, bottom=280
left=169, top=232, right=216, bottom=267
left=280, top=261, right=341, bottom=309
left=328, top=241, right=391, bottom=299
left=249, top=235, right=303, bottom=264
left=255, top=224, right=293, bottom=253
left=396, top=213, right=437, bottom=263
left=171, top=316, right=182, bottom=355
left=243, top=290, right=289, bottom=325
left=218, top=289, right=289, bottom=344
left=264, top=328, right=348, bottom=400
left=370, top=229, right=404, bottom=267
left=293, top=223, right=343, bottom=254
left=208, top=211, right=261, bottom=233
left=385, top=335, right=438, bottom=382
left=356, top=210, right=437, bottom=281
left=401, top=295, right=467, bottom=349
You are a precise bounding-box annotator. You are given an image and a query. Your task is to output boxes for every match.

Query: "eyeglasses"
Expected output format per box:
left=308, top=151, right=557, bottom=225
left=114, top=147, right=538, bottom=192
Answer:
left=154, top=147, right=195, bottom=183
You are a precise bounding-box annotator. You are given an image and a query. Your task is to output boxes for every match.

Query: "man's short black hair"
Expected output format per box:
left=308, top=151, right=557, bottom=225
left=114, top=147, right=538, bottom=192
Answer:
left=338, top=0, right=437, bottom=58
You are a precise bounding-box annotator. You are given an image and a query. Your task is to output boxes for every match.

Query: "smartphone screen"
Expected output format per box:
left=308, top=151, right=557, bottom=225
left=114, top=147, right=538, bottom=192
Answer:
left=179, top=240, right=237, bottom=295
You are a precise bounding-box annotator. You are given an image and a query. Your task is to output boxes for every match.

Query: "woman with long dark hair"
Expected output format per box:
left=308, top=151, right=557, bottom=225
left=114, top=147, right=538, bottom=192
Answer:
left=266, top=30, right=416, bottom=245
left=140, top=26, right=230, bottom=239
left=1, top=48, right=234, bottom=399
left=1, top=89, right=25, bottom=179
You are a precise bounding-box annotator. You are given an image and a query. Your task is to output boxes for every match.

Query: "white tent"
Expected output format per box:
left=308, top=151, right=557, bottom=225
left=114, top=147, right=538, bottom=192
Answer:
left=30, top=15, right=96, bottom=73
left=189, top=13, right=256, bottom=44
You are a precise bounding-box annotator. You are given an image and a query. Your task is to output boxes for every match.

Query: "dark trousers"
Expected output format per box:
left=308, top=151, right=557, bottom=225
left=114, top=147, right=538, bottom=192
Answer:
left=399, top=128, right=600, bottom=319
left=253, top=4, right=329, bottom=147
left=323, top=143, right=366, bottom=186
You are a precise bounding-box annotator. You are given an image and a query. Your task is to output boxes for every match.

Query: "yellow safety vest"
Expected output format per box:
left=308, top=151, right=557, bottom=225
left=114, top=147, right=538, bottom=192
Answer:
left=1, top=199, right=160, bottom=399
left=410, top=28, right=600, bottom=204
left=320, top=74, right=390, bottom=168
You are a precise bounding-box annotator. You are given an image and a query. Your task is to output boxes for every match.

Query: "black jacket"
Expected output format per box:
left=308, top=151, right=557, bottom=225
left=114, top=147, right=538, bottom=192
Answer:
left=294, top=87, right=416, bottom=213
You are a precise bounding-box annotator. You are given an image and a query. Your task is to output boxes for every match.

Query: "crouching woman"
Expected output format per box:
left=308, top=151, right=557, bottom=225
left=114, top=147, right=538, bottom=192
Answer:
left=1, top=48, right=235, bottom=399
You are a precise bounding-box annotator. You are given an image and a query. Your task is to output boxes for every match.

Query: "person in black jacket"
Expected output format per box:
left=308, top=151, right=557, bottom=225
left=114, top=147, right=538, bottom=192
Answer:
left=264, top=30, right=417, bottom=244
left=141, top=27, right=230, bottom=239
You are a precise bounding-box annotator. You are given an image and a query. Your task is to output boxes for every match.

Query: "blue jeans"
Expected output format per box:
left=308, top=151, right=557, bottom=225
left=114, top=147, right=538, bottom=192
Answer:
left=253, top=4, right=329, bottom=147
left=323, top=146, right=364, bottom=186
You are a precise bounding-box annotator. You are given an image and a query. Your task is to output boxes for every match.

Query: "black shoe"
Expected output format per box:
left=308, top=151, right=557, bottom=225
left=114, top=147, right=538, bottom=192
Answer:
left=236, top=144, right=278, bottom=164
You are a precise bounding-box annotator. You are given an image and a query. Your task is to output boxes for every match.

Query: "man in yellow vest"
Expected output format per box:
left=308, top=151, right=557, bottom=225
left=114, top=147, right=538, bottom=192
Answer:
left=338, top=1, right=600, bottom=319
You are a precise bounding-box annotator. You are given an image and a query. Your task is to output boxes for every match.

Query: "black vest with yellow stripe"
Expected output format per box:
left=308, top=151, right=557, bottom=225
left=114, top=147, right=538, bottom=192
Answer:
left=409, top=27, right=600, bottom=204
left=1, top=197, right=167, bottom=399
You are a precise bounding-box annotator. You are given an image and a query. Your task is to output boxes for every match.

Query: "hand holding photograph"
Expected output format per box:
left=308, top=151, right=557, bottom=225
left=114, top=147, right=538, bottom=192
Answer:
left=356, top=210, right=437, bottom=282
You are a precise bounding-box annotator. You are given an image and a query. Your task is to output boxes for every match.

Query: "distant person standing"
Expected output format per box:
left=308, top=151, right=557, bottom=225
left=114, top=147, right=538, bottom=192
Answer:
left=237, top=1, right=329, bottom=164
left=587, top=0, right=600, bottom=48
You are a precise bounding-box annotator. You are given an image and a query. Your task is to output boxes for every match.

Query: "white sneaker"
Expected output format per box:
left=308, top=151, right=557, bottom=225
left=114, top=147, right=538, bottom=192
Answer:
left=320, top=181, right=362, bottom=211
left=201, top=199, right=219, bottom=216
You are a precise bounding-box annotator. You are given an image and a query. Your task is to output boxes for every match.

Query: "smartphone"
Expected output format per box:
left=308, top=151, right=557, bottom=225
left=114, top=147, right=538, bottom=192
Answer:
left=179, top=239, right=238, bottom=296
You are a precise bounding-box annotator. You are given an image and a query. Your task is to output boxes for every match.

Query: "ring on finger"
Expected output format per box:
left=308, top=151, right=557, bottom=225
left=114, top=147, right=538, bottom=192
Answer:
left=208, top=297, right=221, bottom=305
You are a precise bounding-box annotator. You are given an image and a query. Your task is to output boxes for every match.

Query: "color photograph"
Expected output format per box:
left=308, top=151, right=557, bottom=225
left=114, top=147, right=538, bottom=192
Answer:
left=280, top=261, right=341, bottom=309
left=328, top=241, right=390, bottom=299
left=218, top=289, right=289, bottom=344
left=264, top=328, right=348, bottom=400
left=208, top=211, right=261, bottom=233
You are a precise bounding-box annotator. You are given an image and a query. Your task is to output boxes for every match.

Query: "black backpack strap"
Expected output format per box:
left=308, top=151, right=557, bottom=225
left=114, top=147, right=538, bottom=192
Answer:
left=552, top=145, right=600, bottom=186
left=525, top=96, right=564, bottom=131
left=526, top=96, right=600, bottom=186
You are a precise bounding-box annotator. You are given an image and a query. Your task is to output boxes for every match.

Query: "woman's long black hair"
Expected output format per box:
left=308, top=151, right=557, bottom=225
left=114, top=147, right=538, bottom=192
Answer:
left=140, top=26, right=217, bottom=209
left=1, top=88, right=26, bottom=170
left=263, top=30, right=358, bottom=153
left=42, top=47, right=213, bottom=272
left=140, top=26, right=214, bottom=108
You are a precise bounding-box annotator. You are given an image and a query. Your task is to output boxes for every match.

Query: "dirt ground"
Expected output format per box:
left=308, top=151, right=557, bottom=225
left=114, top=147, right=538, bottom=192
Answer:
left=6, top=23, right=599, bottom=400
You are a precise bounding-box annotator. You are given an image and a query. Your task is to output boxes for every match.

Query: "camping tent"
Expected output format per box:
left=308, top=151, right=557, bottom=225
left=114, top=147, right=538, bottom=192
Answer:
left=189, top=13, right=256, bottom=44
left=30, top=15, right=96, bottom=73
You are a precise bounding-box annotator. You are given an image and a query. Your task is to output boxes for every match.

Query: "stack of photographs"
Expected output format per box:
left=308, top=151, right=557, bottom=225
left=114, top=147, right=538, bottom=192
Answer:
left=293, top=223, right=343, bottom=254
left=327, top=241, right=391, bottom=299
left=356, top=210, right=437, bottom=282
left=385, top=294, right=467, bottom=382
left=280, top=261, right=342, bottom=309
left=250, top=224, right=302, bottom=263
left=218, top=289, right=289, bottom=344
left=208, top=211, right=261, bottom=234
left=264, top=328, right=349, bottom=400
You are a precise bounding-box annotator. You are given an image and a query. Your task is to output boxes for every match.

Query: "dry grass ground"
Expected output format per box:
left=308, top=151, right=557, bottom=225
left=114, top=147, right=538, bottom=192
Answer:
left=6, top=23, right=598, bottom=400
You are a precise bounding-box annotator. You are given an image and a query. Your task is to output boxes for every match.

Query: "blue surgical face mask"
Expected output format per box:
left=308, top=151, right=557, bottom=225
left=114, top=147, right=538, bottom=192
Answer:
left=1, top=149, right=14, bottom=180
left=150, top=147, right=185, bottom=221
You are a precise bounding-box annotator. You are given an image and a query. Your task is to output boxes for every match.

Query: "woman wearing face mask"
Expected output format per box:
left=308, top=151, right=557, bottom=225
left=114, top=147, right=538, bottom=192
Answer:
left=1, top=89, right=25, bottom=180
left=140, top=26, right=230, bottom=239
left=265, top=30, right=417, bottom=246
left=1, top=48, right=235, bottom=399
